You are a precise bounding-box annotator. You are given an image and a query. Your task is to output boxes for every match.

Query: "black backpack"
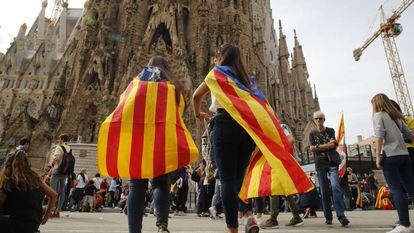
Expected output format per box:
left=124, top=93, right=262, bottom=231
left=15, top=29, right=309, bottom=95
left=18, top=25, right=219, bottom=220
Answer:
left=57, top=145, right=75, bottom=175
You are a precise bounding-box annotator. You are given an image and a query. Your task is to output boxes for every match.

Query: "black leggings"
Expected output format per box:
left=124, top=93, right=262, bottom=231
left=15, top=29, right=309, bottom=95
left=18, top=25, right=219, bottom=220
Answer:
left=212, top=109, right=255, bottom=228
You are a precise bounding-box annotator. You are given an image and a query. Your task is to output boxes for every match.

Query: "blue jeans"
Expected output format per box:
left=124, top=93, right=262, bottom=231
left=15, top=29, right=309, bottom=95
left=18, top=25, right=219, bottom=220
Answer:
left=211, top=179, right=222, bottom=210
left=127, top=174, right=170, bottom=233
left=317, top=166, right=346, bottom=221
left=212, top=109, right=255, bottom=228
left=383, top=155, right=414, bottom=227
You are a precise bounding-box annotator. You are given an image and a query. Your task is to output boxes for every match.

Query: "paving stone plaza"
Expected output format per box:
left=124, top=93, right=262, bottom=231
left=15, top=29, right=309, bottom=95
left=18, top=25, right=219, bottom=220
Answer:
left=40, top=210, right=408, bottom=233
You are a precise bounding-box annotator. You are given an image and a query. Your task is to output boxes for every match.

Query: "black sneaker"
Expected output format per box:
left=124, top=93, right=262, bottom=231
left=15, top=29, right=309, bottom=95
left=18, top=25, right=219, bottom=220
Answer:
left=325, top=219, right=333, bottom=225
left=339, top=218, right=350, bottom=227
left=157, top=225, right=170, bottom=233
left=285, top=217, right=304, bottom=227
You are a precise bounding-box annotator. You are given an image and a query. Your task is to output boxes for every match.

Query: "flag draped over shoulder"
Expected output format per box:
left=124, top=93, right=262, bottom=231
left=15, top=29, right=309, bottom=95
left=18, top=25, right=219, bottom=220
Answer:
left=97, top=77, right=199, bottom=179
left=356, top=182, right=363, bottom=208
left=204, top=66, right=313, bottom=200
left=375, top=186, right=394, bottom=210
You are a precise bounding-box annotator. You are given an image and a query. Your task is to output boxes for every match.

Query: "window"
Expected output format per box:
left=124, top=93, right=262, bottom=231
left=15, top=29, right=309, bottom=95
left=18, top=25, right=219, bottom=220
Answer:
left=5, top=65, right=12, bottom=75
left=34, top=66, right=41, bottom=76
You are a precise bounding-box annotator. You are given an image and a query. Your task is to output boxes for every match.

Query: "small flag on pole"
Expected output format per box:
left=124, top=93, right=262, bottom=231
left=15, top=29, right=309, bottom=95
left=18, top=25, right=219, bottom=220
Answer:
left=336, top=112, right=347, bottom=178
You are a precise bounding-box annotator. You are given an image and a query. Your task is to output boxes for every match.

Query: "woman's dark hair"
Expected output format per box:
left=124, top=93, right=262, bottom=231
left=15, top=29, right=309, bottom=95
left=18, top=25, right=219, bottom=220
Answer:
left=390, top=99, right=403, bottom=113
left=147, top=56, right=182, bottom=103
left=218, top=43, right=251, bottom=89
left=0, top=150, right=43, bottom=192
left=19, top=138, right=30, bottom=146
left=59, top=134, right=70, bottom=142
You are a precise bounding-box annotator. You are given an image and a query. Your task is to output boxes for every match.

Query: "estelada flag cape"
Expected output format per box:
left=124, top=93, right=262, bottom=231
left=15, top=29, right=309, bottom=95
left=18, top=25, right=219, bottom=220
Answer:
left=97, top=76, right=199, bottom=179
left=205, top=66, right=313, bottom=200
left=375, top=186, right=394, bottom=210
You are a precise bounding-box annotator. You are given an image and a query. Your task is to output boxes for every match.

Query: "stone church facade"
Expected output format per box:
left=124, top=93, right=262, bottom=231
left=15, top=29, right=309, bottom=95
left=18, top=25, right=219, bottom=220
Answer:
left=0, top=0, right=319, bottom=171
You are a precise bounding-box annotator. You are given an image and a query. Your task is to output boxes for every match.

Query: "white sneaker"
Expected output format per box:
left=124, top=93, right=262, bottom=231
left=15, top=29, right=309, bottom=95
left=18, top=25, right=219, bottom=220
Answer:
left=209, top=207, right=218, bottom=219
left=387, top=224, right=412, bottom=233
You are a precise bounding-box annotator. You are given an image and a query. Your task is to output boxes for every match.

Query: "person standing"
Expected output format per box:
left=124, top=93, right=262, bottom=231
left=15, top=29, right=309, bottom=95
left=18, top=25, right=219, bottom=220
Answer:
left=100, top=178, right=108, bottom=206
left=108, top=178, right=118, bottom=208
left=391, top=100, right=414, bottom=175
left=372, top=94, right=414, bottom=233
left=340, top=168, right=351, bottom=211
left=366, top=171, right=378, bottom=197
left=192, top=43, right=258, bottom=233
left=69, top=169, right=88, bottom=211
left=93, top=173, right=102, bottom=191
left=347, top=167, right=358, bottom=209
left=174, top=167, right=189, bottom=216
left=0, top=150, right=58, bottom=233
left=309, top=111, right=350, bottom=227
left=49, top=134, right=73, bottom=218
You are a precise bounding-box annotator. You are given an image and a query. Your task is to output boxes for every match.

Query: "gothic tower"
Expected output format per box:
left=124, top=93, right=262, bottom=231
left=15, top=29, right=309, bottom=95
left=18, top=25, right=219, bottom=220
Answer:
left=0, top=0, right=319, bottom=170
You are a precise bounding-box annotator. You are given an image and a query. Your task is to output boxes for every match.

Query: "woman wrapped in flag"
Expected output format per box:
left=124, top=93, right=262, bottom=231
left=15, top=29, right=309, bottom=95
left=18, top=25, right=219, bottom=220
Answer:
left=192, top=43, right=312, bottom=233
left=98, top=56, right=198, bottom=233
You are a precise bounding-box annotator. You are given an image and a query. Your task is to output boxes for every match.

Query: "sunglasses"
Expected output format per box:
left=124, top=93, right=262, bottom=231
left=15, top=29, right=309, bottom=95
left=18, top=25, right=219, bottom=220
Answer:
left=314, top=117, right=324, bottom=120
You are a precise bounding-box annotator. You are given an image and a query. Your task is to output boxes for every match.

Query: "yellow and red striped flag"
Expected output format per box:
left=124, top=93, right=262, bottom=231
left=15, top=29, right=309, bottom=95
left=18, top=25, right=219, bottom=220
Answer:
left=97, top=78, right=199, bottom=179
left=375, top=186, right=394, bottom=210
left=356, top=182, right=363, bottom=208
left=336, top=112, right=345, bottom=146
left=205, top=66, right=313, bottom=201
left=336, top=112, right=347, bottom=177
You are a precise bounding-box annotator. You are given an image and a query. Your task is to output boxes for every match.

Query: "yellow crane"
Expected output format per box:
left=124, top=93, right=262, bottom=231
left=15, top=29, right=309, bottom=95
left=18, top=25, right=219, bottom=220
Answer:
left=46, top=0, right=68, bottom=25
left=354, top=0, right=414, bottom=116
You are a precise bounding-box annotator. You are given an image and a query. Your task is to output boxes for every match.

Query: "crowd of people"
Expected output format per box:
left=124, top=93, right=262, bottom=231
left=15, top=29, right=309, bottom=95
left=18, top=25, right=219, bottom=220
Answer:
left=0, top=44, right=413, bottom=233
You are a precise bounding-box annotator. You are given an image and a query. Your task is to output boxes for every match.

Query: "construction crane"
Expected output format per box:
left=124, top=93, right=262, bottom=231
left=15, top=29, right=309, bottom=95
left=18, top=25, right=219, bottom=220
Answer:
left=353, top=0, right=414, bottom=116
left=49, top=0, right=68, bottom=25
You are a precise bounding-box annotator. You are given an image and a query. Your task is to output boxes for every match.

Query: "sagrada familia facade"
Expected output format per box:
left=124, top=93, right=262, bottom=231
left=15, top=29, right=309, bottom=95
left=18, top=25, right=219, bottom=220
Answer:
left=0, top=0, right=319, bottom=171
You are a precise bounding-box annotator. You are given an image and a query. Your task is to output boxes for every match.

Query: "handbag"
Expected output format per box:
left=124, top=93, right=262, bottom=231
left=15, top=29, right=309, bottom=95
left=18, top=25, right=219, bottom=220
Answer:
left=326, top=149, right=341, bottom=165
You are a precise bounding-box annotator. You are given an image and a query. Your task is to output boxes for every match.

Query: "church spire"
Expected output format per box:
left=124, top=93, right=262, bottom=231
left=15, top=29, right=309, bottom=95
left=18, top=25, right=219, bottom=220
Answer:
left=313, top=84, right=318, bottom=99
left=278, top=20, right=289, bottom=59
left=292, top=29, right=307, bottom=69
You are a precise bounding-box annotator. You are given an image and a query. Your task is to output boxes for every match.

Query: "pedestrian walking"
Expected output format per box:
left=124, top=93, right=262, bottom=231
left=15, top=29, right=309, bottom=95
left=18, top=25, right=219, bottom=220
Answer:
left=372, top=93, right=414, bottom=233
left=309, top=110, right=350, bottom=227
left=0, top=150, right=57, bottom=233
left=124, top=56, right=199, bottom=233
left=260, top=124, right=304, bottom=229
left=192, top=43, right=258, bottom=233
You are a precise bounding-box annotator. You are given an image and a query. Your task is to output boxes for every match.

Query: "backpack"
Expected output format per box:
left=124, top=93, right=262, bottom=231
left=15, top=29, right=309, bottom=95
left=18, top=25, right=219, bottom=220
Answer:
left=57, top=145, right=75, bottom=175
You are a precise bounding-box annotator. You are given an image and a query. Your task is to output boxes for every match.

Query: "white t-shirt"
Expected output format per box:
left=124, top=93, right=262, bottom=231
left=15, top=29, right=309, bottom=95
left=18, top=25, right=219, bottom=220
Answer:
left=93, top=177, right=102, bottom=190
left=209, top=93, right=223, bottom=113
left=76, top=173, right=89, bottom=188
left=109, top=179, right=117, bottom=192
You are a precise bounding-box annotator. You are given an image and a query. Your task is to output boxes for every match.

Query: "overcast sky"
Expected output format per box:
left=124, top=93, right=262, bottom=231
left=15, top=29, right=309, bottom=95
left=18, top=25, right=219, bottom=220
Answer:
left=1, top=0, right=413, bottom=144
